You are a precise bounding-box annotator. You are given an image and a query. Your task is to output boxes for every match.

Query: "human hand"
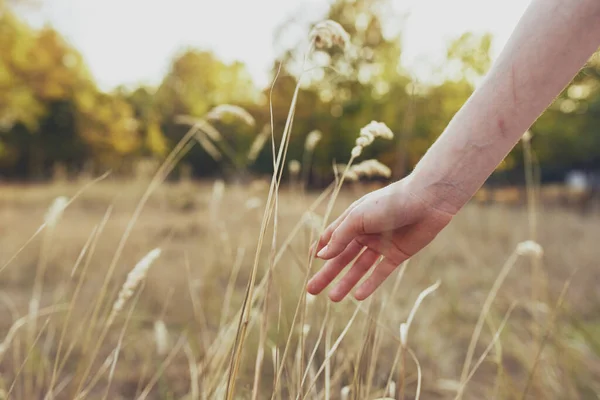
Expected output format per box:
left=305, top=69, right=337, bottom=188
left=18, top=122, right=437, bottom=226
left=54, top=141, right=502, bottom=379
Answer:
left=307, top=177, right=454, bottom=302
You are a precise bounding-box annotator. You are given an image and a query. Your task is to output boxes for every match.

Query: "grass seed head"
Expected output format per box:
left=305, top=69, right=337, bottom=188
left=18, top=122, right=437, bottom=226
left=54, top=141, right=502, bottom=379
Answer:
left=108, top=248, right=162, bottom=326
left=289, top=160, right=301, bottom=176
left=351, top=121, right=394, bottom=159
left=351, top=145, right=363, bottom=158
left=309, top=20, right=350, bottom=50
left=206, top=104, right=255, bottom=127
left=361, top=120, right=394, bottom=140
left=517, top=240, right=543, bottom=257
left=351, top=159, right=392, bottom=179
left=305, top=129, right=322, bottom=151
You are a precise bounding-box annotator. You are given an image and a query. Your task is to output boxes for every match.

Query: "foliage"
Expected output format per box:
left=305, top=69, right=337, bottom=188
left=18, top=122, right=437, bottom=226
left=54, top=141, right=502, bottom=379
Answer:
left=0, top=0, right=599, bottom=182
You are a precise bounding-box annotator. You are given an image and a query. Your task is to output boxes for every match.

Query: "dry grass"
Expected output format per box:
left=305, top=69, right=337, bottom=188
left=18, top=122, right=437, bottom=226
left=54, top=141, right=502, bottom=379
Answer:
left=1, top=18, right=599, bottom=400
left=0, top=178, right=599, bottom=399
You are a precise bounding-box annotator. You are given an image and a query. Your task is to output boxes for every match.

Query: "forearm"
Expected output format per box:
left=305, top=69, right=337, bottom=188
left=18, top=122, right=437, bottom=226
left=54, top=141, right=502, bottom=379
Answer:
left=409, top=0, right=600, bottom=214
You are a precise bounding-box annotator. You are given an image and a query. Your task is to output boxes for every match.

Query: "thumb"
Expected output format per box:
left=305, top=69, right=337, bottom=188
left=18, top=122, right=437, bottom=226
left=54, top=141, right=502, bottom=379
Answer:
left=316, top=208, right=364, bottom=260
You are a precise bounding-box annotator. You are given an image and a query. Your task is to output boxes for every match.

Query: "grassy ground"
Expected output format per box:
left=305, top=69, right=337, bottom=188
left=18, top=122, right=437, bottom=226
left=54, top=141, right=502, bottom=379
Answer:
left=0, top=178, right=599, bottom=399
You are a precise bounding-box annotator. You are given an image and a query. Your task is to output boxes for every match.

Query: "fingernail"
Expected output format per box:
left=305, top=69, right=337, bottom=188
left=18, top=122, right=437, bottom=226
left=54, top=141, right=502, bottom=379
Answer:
left=316, top=245, right=328, bottom=258
left=329, top=288, right=342, bottom=302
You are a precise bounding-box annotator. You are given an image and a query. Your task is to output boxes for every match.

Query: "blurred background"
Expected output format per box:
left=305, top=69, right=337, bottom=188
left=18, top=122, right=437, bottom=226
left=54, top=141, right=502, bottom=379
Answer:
left=2, top=0, right=598, bottom=193
left=2, top=1, right=600, bottom=398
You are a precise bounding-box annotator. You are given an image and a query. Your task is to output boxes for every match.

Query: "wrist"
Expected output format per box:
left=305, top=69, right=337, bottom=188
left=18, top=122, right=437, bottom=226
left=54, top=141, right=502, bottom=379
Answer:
left=403, top=166, right=471, bottom=216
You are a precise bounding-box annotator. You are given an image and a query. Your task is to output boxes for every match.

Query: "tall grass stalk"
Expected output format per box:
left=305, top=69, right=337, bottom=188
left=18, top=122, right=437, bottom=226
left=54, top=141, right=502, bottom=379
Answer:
left=458, top=302, right=517, bottom=393
left=457, top=250, right=521, bottom=399
left=0, top=170, right=110, bottom=276
left=520, top=269, right=578, bottom=399
left=226, top=40, right=315, bottom=399
left=73, top=127, right=196, bottom=396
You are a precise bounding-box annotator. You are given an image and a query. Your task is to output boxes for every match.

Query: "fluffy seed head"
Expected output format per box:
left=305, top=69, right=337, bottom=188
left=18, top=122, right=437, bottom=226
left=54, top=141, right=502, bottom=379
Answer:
left=351, top=146, right=363, bottom=158
left=206, top=104, right=255, bottom=127
left=517, top=240, right=543, bottom=257
left=289, top=160, right=301, bottom=175
left=361, top=120, right=394, bottom=140
left=351, top=159, right=392, bottom=179
left=351, top=121, right=394, bottom=159
left=305, top=130, right=322, bottom=151
left=355, top=136, right=370, bottom=147
left=108, top=248, right=162, bottom=326
left=309, top=20, right=350, bottom=50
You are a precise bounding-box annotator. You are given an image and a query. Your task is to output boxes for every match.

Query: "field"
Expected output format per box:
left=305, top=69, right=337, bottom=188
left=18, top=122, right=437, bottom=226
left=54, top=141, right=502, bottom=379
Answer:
left=0, top=178, right=599, bottom=399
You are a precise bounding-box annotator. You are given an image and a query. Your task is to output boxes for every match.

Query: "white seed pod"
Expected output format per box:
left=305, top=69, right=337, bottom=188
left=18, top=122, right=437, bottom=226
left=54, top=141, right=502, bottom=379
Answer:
left=108, top=248, right=162, bottom=327
left=309, top=20, right=350, bottom=50
left=349, top=159, right=392, bottom=179
left=351, top=146, right=363, bottom=158
left=516, top=240, right=543, bottom=257
left=305, top=130, right=322, bottom=151
left=289, top=160, right=301, bottom=175
left=355, top=136, right=370, bottom=147
left=358, top=130, right=375, bottom=145
left=522, top=130, right=532, bottom=142
left=359, top=159, right=392, bottom=178
left=361, top=120, right=394, bottom=140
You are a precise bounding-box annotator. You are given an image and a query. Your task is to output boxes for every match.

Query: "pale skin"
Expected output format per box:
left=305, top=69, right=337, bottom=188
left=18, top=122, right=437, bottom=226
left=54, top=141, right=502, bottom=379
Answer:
left=307, top=0, right=600, bottom=302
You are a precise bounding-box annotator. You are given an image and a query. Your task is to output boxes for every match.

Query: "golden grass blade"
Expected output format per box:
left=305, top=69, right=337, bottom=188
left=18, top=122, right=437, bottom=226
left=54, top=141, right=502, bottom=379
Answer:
left=457, top=250, right=520, bottom=399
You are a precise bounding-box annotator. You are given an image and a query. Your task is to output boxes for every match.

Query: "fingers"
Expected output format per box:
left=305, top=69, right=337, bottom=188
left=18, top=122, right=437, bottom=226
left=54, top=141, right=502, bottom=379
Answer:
left=307, top=240, right=363, bottom=295
left=314, top=199, right=365, bottom=255
left=316, top=208, right=364, bottom=260
left=354, top=256, right=407, bottom=300
left=329, top=248, right=380, bottom=302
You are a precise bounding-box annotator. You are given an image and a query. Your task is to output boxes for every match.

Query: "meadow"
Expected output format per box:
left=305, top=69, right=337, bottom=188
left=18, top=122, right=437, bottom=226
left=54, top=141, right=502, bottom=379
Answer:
left=0, top=175, right=599, bottom=399
left=1, top=13, right=600, bottom=400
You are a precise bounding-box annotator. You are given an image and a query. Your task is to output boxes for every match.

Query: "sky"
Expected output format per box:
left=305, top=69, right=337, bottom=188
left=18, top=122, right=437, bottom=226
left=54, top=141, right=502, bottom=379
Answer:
left=17, top=0, right=531, bottom=91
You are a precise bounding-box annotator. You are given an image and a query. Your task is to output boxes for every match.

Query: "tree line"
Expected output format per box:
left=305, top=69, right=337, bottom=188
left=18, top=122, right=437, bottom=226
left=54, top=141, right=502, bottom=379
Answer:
left=1, top=0, right=599, bottom=185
